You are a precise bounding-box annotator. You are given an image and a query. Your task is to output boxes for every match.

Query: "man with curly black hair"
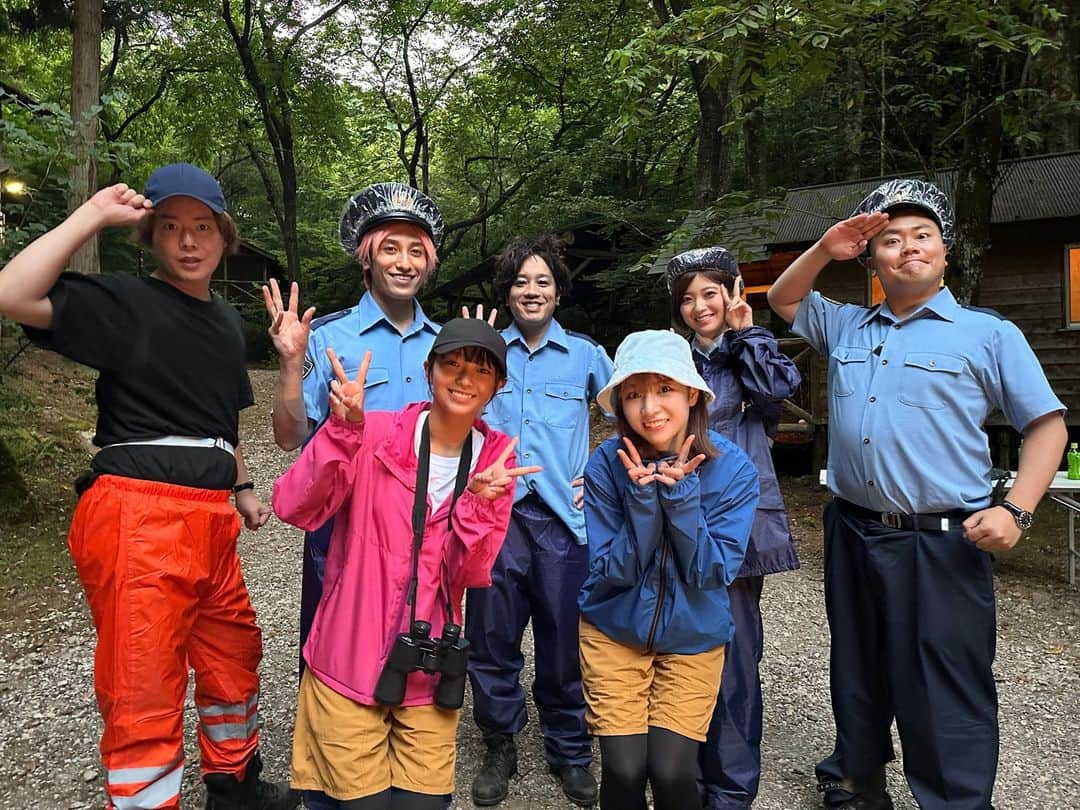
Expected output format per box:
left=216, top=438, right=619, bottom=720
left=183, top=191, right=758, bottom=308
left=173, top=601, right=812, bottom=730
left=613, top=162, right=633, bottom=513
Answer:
left=465, top=235, right=613, bottom=807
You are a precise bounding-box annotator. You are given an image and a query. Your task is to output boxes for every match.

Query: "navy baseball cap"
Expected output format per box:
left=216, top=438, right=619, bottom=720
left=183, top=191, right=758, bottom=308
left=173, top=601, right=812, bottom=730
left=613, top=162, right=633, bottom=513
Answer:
left=430, top=318, right=507, bottom=377
left=144, top=163, right=227, bottom=213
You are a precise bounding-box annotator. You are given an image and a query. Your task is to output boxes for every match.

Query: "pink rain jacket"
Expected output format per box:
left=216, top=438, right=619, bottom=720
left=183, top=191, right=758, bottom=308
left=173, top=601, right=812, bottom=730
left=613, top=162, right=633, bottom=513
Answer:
left=273, top=402, right=514, bottom=706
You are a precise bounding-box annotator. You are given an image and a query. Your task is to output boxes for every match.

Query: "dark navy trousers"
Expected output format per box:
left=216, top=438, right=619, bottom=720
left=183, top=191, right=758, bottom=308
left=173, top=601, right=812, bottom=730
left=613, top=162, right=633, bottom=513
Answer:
left=816, top=500, right=998, bottom=810
left=700, top=575, right=765, bottom=810
left=465, top=495, right=592, bottom=766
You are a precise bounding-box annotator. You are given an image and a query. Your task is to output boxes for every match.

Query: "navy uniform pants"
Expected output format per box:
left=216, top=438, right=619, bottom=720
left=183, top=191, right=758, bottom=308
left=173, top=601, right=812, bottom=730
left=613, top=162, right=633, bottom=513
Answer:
left=699, top=575, right=765, bottom=810
left=816, top=500, right=998, bottom=810
left=465, top=495, right=592, bottom=766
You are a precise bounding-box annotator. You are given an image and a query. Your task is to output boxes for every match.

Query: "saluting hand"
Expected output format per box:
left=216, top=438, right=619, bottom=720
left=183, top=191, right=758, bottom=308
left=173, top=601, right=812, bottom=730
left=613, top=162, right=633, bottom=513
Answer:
left=86, top=183, right=153, bottom=227
left=262, top=279, right=315, bottom=366
left=721, top=277, right=753, bottom=331
left=327, top=348, right=372, bottom=423
left=819, top=212, right=890, bottom=261
left=468, top=436, right=543, bottom=501
left=461, top=304, right=499, bottom=326
left=653, top=435, right=707, bottom=487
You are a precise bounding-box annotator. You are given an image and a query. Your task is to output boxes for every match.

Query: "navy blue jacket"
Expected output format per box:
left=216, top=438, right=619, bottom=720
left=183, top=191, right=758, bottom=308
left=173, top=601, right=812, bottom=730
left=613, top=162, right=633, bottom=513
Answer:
left=693, top=327, right=800, bottom=578
left=579, top=431, right=759, bottom=654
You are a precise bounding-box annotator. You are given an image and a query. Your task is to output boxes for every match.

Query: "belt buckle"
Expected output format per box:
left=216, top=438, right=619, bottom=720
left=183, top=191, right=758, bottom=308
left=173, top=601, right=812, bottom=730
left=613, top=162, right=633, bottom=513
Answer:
left=881, top=511, right=902, bottom=529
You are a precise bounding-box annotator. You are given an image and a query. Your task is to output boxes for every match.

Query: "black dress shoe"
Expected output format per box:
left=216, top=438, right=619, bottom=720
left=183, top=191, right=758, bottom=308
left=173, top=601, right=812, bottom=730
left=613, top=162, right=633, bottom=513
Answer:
left=550, top=764, right=598, bottom=807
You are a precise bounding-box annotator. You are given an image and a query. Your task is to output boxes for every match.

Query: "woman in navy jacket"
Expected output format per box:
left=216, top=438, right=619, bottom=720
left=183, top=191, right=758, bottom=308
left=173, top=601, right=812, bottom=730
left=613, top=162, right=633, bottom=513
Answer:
left=579, top=329, right=759, bottom=810
left=668, top=247, right=801, bottom=809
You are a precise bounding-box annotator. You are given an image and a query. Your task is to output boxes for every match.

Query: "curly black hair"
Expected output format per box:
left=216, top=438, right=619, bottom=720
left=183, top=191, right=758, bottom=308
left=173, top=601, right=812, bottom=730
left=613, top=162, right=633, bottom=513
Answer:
left=492, top=234, right=573, bottom=304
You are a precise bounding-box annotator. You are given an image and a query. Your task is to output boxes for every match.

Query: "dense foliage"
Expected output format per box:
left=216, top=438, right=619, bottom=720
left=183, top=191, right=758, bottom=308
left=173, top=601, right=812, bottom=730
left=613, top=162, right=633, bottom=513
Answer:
left=1, top=0, right=1077, bottom=331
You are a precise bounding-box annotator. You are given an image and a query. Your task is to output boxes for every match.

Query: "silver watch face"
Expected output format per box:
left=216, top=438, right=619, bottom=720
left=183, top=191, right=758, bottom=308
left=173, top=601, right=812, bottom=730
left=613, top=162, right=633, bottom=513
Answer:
left=1015, top=510, right=1034, bottom=530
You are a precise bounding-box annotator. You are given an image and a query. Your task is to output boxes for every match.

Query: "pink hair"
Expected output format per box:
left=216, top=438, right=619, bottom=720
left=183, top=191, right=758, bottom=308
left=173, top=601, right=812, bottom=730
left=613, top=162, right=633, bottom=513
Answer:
left=357, top=222, right=437, bottom=287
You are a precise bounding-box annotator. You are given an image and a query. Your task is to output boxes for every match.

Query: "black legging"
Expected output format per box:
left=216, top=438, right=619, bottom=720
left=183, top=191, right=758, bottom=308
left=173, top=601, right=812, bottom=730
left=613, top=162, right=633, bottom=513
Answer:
left=340, top=788, right=447, bottom=810
left=598, top=727, right=703, bottom=810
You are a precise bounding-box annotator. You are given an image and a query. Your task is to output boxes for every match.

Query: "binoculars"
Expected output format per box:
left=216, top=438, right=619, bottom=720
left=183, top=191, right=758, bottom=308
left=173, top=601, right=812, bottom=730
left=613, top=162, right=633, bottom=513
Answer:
left=374, top=620, right=470, bottom=709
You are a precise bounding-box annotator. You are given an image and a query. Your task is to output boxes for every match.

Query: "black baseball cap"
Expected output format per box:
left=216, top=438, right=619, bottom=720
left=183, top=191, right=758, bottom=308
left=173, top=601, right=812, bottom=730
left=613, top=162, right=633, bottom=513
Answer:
left=144, top=163, right=227, bottom=213
left=430, top=318, right=507, bottom=376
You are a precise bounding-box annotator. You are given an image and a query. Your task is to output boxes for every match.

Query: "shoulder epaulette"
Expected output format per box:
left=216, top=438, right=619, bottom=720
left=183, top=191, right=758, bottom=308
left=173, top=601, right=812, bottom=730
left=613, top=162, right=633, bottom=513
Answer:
left=565, top=329, right=602, bottom=348
left=310, top=308, right=353, bottom=331
left=962, top=304, right=1006, bottom=321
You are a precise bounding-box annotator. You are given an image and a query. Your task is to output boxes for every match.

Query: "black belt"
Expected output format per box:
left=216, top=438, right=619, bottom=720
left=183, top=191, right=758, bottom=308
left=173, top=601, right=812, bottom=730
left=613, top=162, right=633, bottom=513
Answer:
left=835, top=498, right=969, bottom=532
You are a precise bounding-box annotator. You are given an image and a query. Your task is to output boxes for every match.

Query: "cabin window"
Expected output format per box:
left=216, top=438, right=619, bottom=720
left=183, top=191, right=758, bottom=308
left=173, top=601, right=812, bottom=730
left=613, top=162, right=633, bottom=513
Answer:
left=1067, top=244, right=1080, bottom=326
left=868, top=274, right=885, bottom=306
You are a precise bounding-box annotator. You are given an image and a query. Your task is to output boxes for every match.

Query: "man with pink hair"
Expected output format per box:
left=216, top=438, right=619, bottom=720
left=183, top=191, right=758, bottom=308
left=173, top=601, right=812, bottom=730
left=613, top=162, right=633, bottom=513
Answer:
left=262, top=182, right=444, bottom=810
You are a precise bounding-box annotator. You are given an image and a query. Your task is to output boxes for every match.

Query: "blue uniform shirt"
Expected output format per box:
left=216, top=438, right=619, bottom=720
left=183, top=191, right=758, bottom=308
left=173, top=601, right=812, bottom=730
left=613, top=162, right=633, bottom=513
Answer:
left=302, top=292, right=440, bottom=425
left=483, top=319, right=614, bottom=544
left=793, top=287, right=1064, bottom=514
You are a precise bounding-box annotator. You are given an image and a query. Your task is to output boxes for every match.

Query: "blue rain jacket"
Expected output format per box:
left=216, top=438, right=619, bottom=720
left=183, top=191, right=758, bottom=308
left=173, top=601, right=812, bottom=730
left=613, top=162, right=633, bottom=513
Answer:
left=579, top=431, right=759, bottom=654
left=692, top=327, right=801, bottom=578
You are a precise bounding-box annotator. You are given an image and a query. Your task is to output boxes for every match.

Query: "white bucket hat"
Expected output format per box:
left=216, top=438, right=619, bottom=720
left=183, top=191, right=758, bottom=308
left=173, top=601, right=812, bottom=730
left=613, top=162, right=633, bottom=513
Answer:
left=597, top=330, right=715, bottom=414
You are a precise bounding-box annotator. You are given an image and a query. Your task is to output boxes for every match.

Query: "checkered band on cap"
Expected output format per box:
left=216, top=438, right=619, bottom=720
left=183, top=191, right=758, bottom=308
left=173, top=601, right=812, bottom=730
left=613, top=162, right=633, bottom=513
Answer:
left=665, top=247, right=740, bottom=292
left=852, top=178, right=955, bottom=264
left=338, top=182, right=444, bottom=255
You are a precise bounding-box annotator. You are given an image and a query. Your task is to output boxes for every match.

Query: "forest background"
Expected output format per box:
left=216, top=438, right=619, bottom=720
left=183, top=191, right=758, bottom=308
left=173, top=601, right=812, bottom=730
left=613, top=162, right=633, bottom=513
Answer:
left=1, top=0, right=1079, bottom=521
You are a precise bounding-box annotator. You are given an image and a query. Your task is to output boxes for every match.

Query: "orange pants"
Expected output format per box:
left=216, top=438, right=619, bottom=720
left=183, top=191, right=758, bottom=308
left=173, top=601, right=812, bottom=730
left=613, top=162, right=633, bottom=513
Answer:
left=69, top=475, right=263, bottom=809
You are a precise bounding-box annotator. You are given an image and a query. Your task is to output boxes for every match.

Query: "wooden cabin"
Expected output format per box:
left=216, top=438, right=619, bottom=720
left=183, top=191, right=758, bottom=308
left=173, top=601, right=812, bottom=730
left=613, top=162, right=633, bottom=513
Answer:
left=650, top=151, right=1080, bottom=466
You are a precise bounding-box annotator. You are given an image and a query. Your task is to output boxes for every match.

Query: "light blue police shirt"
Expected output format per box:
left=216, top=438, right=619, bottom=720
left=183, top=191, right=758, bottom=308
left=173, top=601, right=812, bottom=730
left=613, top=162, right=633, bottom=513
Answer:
left=483, top=319, right=614, bottom=543
left=302, top=292, right=440, bottom=425
left=793, top=287, right=1064, bottom=514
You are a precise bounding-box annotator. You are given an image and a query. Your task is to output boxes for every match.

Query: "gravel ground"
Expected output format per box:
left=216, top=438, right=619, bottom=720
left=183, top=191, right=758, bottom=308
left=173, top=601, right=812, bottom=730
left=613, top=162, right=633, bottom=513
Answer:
left=0, top=368, right=1077, bottom=809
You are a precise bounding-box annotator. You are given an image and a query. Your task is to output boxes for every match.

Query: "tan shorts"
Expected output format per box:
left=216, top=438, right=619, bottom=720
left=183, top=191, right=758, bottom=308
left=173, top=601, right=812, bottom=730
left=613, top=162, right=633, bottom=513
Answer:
left=290, top=670, right=459, bottom=800
left=578, top=618, right=725, bottom=742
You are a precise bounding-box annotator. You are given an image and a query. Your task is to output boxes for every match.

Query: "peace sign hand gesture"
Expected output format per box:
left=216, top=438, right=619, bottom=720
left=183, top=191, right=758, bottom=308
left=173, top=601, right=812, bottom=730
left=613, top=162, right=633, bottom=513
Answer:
left=327, top=348, right=371, bottom=423
left=468, top=436, right=543, bottom=501
left=654, top=435, right=707, bottom=487
left=721, top=277, right=753, bottom=331
left=819, top=212, right=889, bottom=261
left=263, top=279, right=315, bottom=366
left=461, top=304, right=499, bottom=326
left=616, top=437, right=659, bottom=487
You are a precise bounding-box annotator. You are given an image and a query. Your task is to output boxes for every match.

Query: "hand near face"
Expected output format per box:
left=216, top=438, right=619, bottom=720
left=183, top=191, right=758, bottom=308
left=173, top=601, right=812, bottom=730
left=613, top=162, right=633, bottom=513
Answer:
left=263, top=279, right=315, bottom=366
left=616, top=437, right=659, bottom=487
left=86, top=183, right=154, bottom=227
left=721, top=277, right=753, bottom=331
left=461, top=304, right=499, bottom=326
left=653, top=435, right=707, bottom=487
left=327, top=348, right=371, bottom=423
left=819, top=212, right=889, bottom=261
left=468, top=436, right=543, bottom=501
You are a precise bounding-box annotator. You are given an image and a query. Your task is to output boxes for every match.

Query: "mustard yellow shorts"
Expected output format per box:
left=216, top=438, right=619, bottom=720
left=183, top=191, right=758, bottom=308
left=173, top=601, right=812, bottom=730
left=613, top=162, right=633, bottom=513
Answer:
left=290, top=669, right=460, bottom=800
left=578, top=618, right=726, bottom=742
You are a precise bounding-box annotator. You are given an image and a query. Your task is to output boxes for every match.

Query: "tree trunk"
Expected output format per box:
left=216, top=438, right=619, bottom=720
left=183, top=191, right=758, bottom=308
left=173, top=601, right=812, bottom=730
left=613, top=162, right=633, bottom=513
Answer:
left=68, top=0, right=102, bottom=275
left=948, top=52, right=1003, bottom=306
left=740, top=28, right=768, bottom=197
left=689, top=64, right=730, bottom=206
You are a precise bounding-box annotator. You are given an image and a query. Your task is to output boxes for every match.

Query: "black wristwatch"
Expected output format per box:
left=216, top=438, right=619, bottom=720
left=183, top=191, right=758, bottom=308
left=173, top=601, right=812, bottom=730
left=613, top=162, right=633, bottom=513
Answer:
left=1000, top=499, right=1034, bottom=530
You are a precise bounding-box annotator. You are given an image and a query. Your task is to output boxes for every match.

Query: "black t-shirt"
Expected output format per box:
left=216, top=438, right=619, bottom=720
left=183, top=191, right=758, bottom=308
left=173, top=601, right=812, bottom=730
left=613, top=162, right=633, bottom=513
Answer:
left=23, top=273, right=254, bottom=489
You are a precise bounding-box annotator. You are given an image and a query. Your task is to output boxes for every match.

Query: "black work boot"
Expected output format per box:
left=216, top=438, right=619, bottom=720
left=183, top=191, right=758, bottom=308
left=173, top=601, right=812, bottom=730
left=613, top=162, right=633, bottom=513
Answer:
left=818, top=766, right=894, bottom=810
left=204, top=752, right=301, bottom=810
left=471, top=734, right=517, bottom=807
left=550, top=764, right=598, bottom=807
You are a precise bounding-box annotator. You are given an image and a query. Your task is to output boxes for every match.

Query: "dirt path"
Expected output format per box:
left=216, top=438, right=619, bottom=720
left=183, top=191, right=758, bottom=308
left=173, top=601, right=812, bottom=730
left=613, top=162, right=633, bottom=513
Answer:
left=0, top=368, right=1077, bottom=808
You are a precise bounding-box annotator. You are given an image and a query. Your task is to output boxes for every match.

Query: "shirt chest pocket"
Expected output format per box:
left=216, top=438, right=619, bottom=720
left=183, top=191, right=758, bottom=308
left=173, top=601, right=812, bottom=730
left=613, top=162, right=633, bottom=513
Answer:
left=483, top=383, right=515, bottom=428
left=830, top=346, right=872, bottom=397
left=899, top=353, right=965, bottom=410
left=544, top=382, right=587, bottom=429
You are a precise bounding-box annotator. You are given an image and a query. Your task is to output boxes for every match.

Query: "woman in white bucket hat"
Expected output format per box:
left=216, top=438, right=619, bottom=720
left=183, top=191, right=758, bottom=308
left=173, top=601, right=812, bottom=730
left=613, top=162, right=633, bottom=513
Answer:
left=576, top=329, right=760, bottom=810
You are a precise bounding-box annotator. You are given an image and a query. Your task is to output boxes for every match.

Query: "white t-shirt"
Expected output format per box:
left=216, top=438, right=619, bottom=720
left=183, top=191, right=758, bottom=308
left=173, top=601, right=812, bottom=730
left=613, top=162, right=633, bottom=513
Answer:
left=414, top=412, right=484, bottom=512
